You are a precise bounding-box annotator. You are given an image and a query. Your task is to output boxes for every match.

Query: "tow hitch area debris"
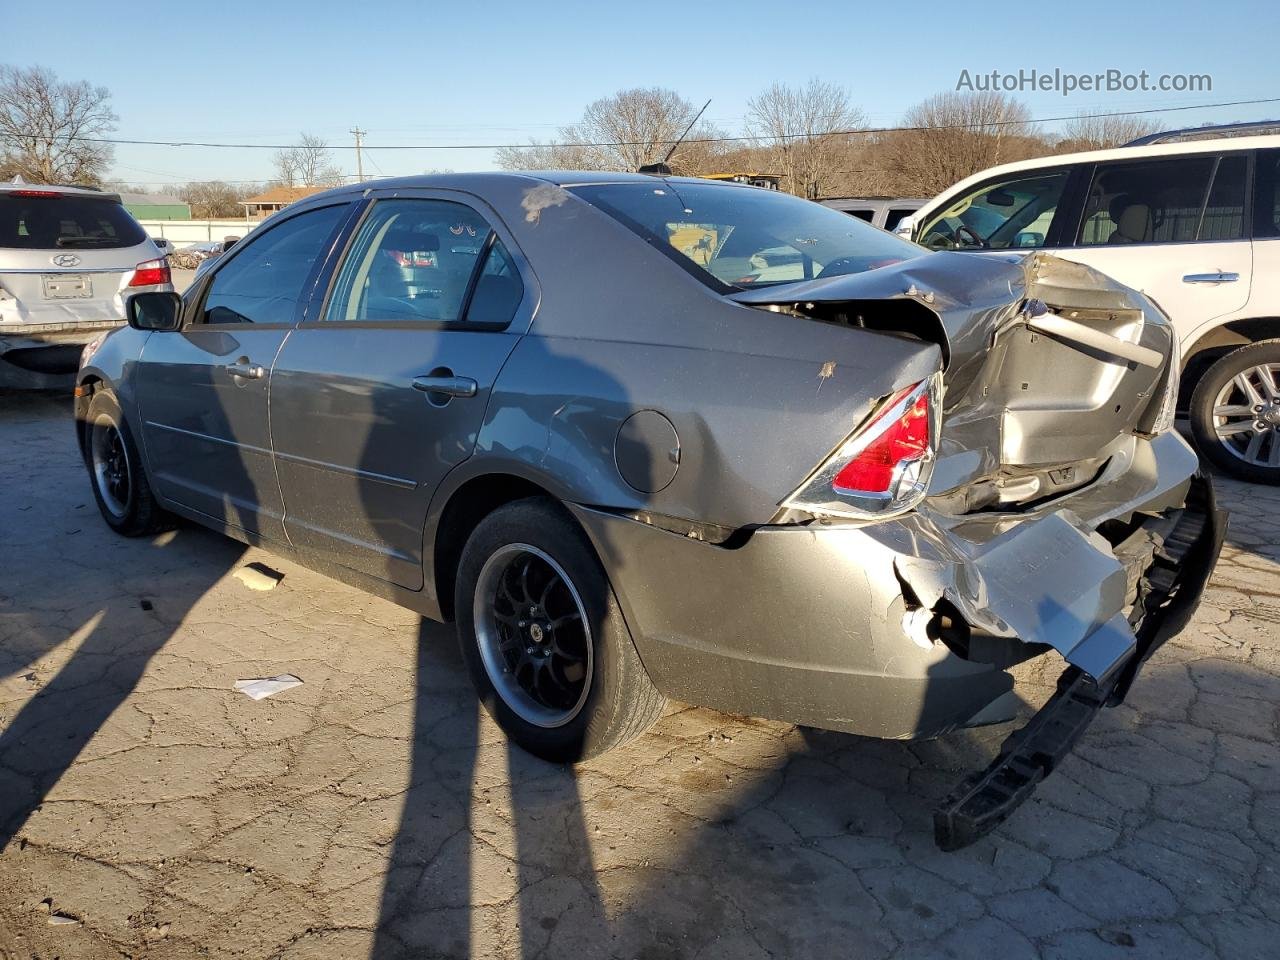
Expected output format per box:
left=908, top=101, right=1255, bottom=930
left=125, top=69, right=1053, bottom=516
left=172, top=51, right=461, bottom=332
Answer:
left=233, top=562, right=284, bottom=591
left=233, top=674, right=303, bottom=701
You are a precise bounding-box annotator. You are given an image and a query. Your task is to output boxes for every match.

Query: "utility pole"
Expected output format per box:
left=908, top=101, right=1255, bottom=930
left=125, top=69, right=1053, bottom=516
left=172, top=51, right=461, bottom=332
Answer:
left=350, top=126, right=367, bottom=183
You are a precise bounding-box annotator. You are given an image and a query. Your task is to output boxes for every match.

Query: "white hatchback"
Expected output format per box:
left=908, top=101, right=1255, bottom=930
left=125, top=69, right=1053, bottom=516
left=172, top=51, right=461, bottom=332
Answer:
left=898, top=123, right=1280, bottom=483
left=0, top=182, right=172, bottom=387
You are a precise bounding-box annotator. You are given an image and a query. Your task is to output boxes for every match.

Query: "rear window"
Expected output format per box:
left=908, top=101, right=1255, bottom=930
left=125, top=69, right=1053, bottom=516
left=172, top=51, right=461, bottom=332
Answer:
left=0, top=192, right=147, bottom=250
left=571, top=181, right=921, bottom=290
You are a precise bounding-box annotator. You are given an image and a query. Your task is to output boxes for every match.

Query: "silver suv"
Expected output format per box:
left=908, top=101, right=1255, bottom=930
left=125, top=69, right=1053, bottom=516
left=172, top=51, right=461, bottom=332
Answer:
left=0, top=182, right=173, bottom=388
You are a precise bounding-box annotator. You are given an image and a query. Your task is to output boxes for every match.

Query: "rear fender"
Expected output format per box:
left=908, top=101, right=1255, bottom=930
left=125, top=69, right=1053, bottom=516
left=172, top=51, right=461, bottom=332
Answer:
left=468, top=322, right=941, bottom=531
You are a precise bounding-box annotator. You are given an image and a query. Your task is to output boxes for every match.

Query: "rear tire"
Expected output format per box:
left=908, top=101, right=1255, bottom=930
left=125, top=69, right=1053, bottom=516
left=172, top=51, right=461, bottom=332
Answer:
left=454, top=497, right=665, bottom=762
left=1189, top=341, right=1280, bottom=484
left=85, top=391, right=168, bottom=536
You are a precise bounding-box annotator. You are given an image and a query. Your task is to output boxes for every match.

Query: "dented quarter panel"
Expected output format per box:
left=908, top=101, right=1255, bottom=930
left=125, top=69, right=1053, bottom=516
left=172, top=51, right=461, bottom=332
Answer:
left=472, top=321, right=940, bottom=530
left=567, top=500, right=1013, bottom=739
left=572, top=428, right=1203, bottom=736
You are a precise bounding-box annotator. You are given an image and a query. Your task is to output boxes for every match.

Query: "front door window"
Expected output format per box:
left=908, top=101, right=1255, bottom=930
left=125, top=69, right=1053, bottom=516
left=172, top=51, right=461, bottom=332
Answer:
left=918, top=170, right=1069, bottom=250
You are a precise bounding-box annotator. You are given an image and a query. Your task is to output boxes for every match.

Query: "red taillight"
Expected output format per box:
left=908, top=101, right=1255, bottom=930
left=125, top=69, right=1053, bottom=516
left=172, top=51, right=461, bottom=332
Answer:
left=832, top=387, right=931, bottom=495
left=11, top=189, right=62, bottom=198
left=128, top=258, right=171, bottom=287
left=781, top=374, right=940, bottom=521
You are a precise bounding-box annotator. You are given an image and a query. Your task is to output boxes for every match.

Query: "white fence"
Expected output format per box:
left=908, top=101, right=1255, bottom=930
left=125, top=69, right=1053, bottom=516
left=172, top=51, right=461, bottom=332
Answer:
left=136, top=219, right=260, bottom=246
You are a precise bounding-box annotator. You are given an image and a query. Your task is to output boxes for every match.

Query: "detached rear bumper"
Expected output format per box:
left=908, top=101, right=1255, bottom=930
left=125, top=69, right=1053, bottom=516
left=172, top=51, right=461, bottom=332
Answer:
left=935, top=475, right=1224, bottom=849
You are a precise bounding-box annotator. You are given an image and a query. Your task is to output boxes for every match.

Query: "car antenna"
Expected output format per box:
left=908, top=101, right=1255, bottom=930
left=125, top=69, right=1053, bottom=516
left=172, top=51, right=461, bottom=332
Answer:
left=638, top=99, right=711, bottom=176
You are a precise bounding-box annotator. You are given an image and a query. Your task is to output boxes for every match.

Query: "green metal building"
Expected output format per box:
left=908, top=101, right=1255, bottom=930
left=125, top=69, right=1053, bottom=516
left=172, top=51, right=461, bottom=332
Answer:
left=118, top=192, right=191, bottom=220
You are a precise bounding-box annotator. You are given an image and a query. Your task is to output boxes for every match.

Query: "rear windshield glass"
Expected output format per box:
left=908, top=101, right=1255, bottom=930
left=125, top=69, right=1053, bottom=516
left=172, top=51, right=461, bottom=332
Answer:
left=571, top=181, right=921, bottom=289
left=0, top=193, right=147, bottom=249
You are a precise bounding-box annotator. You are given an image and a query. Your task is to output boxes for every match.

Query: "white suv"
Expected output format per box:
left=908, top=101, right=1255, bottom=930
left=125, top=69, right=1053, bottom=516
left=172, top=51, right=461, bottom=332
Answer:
left=0, top=182, right=173, bottom=388
left=898, top=123, right=1280, bottom=483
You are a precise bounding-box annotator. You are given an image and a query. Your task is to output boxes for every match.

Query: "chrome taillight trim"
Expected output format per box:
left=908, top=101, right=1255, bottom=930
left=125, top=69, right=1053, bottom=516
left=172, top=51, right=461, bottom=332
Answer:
left=781, top=372, right=942, bottom=521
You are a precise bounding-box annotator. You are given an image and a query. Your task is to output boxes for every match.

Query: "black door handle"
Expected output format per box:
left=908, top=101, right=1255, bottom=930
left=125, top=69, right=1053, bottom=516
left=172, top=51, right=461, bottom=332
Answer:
left=411, top=375, right=478, bottom=398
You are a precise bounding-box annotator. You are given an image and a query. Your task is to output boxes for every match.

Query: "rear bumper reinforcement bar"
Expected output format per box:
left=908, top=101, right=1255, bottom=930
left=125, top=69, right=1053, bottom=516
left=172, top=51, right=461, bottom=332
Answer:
left=934, top=474, right=1226, bottom=851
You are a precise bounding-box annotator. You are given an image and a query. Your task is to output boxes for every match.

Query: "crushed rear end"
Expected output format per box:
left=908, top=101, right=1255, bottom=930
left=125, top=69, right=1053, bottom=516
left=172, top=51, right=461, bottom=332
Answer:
left=722, top=251, right=1225, bottom=847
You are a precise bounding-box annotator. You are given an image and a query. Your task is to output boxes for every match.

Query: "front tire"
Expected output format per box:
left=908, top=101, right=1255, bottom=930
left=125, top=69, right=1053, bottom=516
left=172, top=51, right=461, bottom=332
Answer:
left=1189, top=341, right=1280, bottom=484
left=85, top=391, right=168, bottom=536
left=454, top=498, right=665, bottom=762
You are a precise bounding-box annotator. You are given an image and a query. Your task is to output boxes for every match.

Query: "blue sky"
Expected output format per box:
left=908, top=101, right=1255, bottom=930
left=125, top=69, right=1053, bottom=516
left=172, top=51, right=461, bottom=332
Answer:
left=6, top=0, right=1278, bottom=190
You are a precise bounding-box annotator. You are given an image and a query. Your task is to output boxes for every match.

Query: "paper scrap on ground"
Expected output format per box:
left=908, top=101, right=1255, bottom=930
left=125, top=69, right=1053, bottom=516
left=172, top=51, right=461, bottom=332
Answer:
left=233, top=563, right=284, bottom=591
left=234, top=675, right=303, bottom=701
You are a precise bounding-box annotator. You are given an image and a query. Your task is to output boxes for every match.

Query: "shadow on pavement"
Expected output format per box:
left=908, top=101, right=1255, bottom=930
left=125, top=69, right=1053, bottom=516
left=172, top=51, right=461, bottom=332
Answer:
left=371, top=620, right=607, bottom=958
left=0, top=391, right=247, bottom=849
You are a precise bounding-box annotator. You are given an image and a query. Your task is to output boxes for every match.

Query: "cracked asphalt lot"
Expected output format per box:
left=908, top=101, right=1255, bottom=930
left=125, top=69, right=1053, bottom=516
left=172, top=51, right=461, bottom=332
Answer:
left=1, top=390, right=1278, bottom=959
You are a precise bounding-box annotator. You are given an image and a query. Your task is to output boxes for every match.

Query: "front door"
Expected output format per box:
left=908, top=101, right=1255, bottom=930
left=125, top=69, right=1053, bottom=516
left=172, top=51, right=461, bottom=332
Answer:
left=135, top=203, right=351, bottom=540
left=269, top=195, right=529, bottom=588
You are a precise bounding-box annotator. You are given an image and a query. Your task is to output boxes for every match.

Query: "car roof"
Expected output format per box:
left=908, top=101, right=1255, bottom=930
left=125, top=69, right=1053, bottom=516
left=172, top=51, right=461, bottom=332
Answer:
left=915, top=133, right=1280, bottom=216
left=308, top=169, right=762, bottom=203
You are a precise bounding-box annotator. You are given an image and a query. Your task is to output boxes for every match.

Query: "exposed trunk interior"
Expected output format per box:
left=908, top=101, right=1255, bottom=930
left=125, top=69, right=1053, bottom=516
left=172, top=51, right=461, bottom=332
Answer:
left=732, top=252, right=1175, bottom=514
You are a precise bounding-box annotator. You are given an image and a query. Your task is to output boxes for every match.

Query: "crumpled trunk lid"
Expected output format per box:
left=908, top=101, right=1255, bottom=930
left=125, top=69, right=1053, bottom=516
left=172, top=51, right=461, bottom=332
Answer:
left=731, top=251, right=1176, bottom=509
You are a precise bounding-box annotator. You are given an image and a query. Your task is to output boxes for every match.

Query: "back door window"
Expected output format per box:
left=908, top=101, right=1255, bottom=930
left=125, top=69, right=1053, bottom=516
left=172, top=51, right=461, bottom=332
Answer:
left=0, top=192, right=148, bottom=250
left=1075, top=155, right=1247, bottom=246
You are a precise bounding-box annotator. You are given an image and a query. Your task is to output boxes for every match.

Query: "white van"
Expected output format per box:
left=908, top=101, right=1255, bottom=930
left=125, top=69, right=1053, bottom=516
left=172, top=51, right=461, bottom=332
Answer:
left=898, top=122, right=1280, bottom=483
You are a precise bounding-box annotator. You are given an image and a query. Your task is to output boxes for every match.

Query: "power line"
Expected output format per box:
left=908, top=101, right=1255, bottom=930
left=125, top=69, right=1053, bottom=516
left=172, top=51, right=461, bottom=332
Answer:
left=13, top=96, right=1280, bottom=153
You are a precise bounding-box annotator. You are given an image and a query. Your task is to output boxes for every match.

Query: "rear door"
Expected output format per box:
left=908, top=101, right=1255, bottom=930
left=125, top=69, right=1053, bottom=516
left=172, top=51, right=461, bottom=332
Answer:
left=1055, top=153, right=1252, bottom=346
left=269, top=192, right=531, bottom=588
left=135, top=202, right=353, bottom=540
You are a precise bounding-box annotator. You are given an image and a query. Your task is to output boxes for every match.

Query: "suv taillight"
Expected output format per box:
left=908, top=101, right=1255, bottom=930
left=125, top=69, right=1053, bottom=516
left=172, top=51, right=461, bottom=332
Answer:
left=782, top=373, right=941, bottom=520
left=128, top=258, right=170, bottom=287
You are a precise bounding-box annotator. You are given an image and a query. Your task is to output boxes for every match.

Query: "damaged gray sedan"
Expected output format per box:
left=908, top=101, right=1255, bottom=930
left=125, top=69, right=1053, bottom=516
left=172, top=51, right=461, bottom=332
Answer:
left=76, top=173, right=1224, bottom=849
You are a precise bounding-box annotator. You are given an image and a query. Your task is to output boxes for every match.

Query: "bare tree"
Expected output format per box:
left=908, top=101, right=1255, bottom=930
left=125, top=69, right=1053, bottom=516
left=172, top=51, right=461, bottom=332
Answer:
left=273, top=133, right=344, bottom=187
left=493, top=139, right=583, bottom=172
left=886, top=91, right=1039, bottom=196
left=496, top=88, right=724, bottom=174
left=745, top=80, right=864, bottom=199
left=1056, top=111, right=1159, bottom=152
left=180, top=181, right=262, bottom=218
left=0, top=65, right=116, bottom=185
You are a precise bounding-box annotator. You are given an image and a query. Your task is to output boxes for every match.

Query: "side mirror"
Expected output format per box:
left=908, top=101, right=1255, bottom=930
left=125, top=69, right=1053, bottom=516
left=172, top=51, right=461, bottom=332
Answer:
left=127, top=291, right=183, bottom=331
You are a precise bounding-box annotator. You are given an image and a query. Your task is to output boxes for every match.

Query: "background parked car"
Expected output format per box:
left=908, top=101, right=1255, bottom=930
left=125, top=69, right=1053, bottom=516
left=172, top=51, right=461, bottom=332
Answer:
left=896, top=122, right=1280, bottom=483
left=820, top=196, right=928, bottom=232
left=0, top=181, right=172, bottom=388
